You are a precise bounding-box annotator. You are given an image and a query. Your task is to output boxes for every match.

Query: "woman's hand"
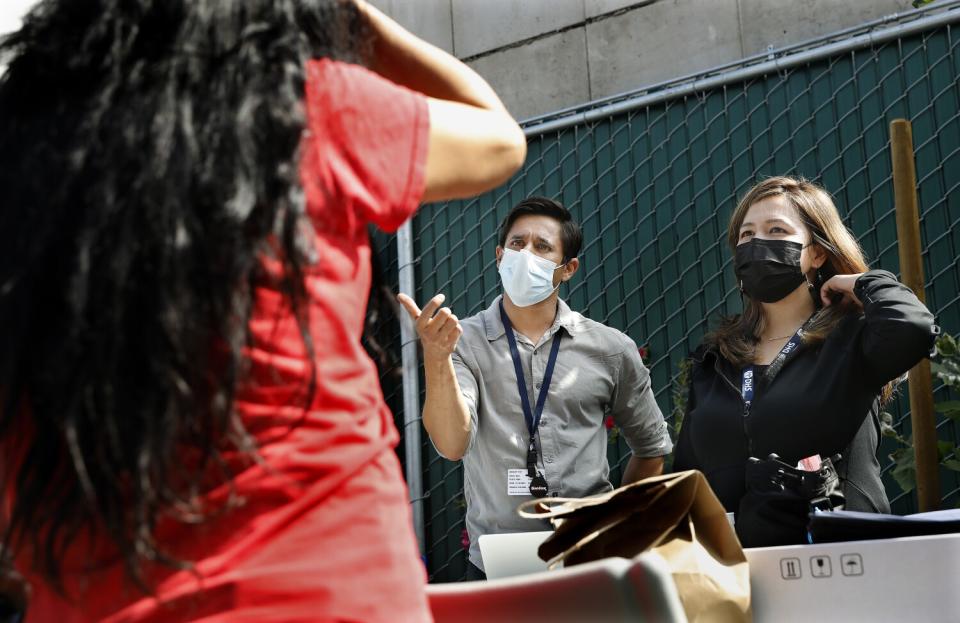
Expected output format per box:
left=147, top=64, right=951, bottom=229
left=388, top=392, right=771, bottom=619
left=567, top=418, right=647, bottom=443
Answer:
left=820, top=273, right=864, bottom=310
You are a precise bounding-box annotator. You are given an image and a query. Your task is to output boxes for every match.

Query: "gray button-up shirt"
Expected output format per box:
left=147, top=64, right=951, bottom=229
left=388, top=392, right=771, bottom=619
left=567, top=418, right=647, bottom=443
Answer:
left=451, top=296, right=672, bottom=570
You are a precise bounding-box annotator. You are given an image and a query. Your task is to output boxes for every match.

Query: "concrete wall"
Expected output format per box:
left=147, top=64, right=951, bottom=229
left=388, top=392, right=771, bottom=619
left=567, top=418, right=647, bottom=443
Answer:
left=2, top=0, right=921, bottom=120
left=371, top=0, right=917, bottom=121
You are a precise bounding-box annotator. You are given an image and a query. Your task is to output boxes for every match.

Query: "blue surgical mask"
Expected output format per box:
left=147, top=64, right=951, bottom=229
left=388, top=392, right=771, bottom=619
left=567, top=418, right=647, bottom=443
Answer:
left=498, top=248, right=564, bottom=307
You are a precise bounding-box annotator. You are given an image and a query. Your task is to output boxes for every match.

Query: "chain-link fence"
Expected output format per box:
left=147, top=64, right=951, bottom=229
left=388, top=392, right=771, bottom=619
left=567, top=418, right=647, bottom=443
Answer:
left=371, top=6, right=960, bottom=583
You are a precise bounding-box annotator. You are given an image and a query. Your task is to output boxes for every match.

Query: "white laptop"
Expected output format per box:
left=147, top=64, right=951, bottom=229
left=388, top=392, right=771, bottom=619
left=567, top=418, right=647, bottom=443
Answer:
left=478, top=531, right=554, bottom=579
left=745, top=532, right=960, bottom=622
left=474, top=523, right=960, bottom=621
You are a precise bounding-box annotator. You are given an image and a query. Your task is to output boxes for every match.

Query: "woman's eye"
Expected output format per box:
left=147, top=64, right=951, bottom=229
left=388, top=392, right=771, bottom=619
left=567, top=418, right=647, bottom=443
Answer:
left=739, top=230, right=753, bottom=239
left=770, top=226, right=787, bottom=234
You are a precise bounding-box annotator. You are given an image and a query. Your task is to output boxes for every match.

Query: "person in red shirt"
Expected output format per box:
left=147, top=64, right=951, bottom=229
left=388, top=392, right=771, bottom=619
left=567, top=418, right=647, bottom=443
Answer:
left=0, top=1, right=525, bottom=621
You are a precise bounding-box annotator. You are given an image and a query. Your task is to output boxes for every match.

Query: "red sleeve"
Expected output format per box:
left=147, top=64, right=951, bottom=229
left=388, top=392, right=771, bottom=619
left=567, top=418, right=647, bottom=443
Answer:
left=303, top=58, right=429, bottom=233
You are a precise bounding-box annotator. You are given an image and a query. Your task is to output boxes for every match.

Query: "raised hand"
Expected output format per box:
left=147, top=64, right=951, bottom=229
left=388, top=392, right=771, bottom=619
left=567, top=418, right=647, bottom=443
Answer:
left=820, top=273, right=864, bottom=310
left=397, top=293, right=463, bottom=360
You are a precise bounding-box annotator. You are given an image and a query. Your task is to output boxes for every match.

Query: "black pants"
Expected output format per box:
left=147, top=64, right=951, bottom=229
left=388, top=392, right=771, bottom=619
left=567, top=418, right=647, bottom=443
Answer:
left=465, top=561, right=487, bottom=581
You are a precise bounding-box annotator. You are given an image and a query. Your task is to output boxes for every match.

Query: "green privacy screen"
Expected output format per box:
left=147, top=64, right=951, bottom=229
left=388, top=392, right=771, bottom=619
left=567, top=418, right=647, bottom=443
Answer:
left=372, top=22, right=960, bottom=582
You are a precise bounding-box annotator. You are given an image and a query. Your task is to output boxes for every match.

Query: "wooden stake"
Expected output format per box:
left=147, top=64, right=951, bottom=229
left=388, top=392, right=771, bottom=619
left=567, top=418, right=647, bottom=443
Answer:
left=890, top=119, right=939, bottom=512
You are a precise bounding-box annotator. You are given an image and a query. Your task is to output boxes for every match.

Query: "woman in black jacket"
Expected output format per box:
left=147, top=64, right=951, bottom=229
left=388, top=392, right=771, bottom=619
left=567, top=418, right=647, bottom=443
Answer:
left=673, top=176, right=937, bottom=546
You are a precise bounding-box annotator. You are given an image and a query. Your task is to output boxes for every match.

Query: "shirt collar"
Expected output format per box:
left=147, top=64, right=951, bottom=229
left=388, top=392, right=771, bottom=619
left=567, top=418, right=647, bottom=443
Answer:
left=482, top=294, right=578, bottom=342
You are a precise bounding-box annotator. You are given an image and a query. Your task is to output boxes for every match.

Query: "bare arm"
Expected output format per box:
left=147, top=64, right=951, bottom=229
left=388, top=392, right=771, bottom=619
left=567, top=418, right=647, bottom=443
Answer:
left=357, top=0, right=506, bottom=112
left=397, top=293, right=472, bottom=460
left=622, top=455, right=664, bottom=485
left=356, top=1, right=526, bottom=202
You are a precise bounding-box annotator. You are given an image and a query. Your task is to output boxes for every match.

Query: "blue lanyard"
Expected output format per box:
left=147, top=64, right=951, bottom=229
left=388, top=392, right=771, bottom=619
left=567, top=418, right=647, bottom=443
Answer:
left=741, top=367, right=757, bottom=415
left=499, top=301, right=563, bottom=455
left=741, top=325, right=806, bottom=451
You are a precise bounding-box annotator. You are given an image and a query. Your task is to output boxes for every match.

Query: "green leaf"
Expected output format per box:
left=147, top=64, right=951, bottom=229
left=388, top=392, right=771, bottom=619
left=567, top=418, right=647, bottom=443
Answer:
left=607, top=427, right=620, bottom=444
left=937, top=440, right=957, bottom=461
left=932, top=362, right=960, bottom=391
left=943, top=459, right=960, bottom=472
left=935, top=333, right=958, bottom=358
left=879, top=411, right=910, bottom=445
left=932, top=360, right=960, bottom=375
left=935, top=401, right=960, bottom=422
left=889, top=446, right=916, bottom=494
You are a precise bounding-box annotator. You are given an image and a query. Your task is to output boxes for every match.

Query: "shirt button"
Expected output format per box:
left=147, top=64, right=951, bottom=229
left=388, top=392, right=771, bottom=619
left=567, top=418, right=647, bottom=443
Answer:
left=535, top=381, right=542, bottom=389
left=545, top=456, right=554, bottom=463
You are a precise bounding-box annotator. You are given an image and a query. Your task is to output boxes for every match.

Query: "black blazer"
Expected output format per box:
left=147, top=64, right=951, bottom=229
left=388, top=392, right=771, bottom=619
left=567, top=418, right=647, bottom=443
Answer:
left=673, top=270, right=938, bottom=515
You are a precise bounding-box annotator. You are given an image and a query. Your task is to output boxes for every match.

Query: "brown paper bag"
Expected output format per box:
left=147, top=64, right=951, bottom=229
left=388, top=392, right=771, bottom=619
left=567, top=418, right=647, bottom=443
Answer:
left=518, top=470, right=751, bottom=623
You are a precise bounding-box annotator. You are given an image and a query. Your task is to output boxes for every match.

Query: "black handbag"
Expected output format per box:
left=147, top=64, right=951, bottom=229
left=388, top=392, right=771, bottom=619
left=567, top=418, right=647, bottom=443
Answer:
left=736, top=453, right=845, bottom=548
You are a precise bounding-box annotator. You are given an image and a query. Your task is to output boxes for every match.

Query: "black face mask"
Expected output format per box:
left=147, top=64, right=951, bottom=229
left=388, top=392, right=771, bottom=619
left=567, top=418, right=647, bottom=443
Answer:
left=735, top=239, right=805, bottom=303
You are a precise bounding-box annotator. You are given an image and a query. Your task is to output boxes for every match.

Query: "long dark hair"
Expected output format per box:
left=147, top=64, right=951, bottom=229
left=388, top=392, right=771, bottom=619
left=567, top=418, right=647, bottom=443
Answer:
left=0, top=0, right=368, bottom=590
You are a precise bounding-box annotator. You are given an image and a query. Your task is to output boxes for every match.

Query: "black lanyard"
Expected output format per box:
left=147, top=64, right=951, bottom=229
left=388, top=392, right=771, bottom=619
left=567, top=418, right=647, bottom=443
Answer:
left=741, top=322, right=808, bottom=454
left=500, top=301, right=562, bottom=497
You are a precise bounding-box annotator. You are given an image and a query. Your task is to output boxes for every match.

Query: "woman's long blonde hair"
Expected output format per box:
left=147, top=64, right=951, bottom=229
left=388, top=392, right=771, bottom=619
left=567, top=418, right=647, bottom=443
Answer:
left=707, top=176, right=870, bottom=366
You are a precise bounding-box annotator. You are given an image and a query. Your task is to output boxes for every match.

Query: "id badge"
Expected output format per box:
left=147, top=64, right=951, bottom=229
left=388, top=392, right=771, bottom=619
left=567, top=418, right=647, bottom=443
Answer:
left=507, top=469, right=533, bottom=496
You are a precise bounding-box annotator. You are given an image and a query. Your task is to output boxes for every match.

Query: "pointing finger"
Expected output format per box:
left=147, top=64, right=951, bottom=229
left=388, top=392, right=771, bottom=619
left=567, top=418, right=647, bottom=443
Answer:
left=396, top=293, right=422, bottom=320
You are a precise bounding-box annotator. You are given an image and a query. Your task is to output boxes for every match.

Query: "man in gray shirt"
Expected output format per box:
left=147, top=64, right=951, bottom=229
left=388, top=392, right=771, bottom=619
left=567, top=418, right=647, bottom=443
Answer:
left=398, top=197, right=672, bottom=580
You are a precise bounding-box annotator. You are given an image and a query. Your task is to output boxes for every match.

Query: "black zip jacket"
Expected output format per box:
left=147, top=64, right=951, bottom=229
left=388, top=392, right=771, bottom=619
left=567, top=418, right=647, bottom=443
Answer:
left=673, top=270, right=938, bottom=515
